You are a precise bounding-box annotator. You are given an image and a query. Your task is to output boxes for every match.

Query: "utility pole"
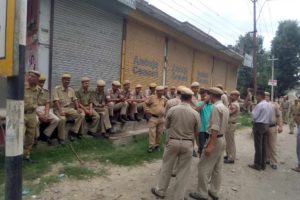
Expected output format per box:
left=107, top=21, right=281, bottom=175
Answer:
left=268, top=55, right=278, bottom=102
left=252, top=0, right=257, bottom=94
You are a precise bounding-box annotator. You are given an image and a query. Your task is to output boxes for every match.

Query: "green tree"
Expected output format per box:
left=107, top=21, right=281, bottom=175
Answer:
left=272, top=20, right=300, bottom=96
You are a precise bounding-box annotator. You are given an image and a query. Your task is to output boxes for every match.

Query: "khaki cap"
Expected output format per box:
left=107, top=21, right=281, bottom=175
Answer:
left=156, top=85, right=164, bottom=91
left=123, top=80, right=130, bottom=85
left=170, top=86, right=176, bottom=89
left=265, top=92, right=270, bottom=96
left=177, top=85, right=186, bottom=92
left=81, top=77, right=90, bottom=82
left=216, top=84, right=224, bottom=90
left=230, top=90, right=240, bottom=96
left=209, top=87, right=224, bottom=95
left=39, top=74, right=46, bottom=81
left=191, top=82, right=200, bottom=87
left=97, top=80, right=106, bottom=86
left=149, top=83, right=157, bottom=88
left=135, top=84, right=142, bottom=88
left=112, top=81, right=121, bottom=86
left=28, top=70, right=40, bottom=76
left=62, top=73, right=71, bottom=78
left=164, top=85, right=168, bottom=89
left=181, top=87, right=194, bottom=95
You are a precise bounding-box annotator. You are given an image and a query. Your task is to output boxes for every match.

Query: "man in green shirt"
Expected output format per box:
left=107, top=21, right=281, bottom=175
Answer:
left=196, top=89, right=213, bottom=157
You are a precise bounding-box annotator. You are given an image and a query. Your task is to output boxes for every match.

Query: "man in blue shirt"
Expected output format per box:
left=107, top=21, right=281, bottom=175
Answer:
left=196, top=89, right=213, bottom=157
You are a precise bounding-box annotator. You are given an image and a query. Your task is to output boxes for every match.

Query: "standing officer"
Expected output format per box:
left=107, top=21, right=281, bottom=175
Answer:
left=121, top=80, right=135, bottom=121
left=144, top=86, right=167, bottom=153
left=24, top=70, right=41, bottom=161
left=92, top=80, right=114, bottom=138
left=151, top=88, right=200, bottom=200
left=189, top=87, right=229, bottom=200
left=53, top=74, right=85, bottom=144
left=216, top=84, right=229, bottom=107
left=76, top=77, right=100, bottom=137
left=144, top=83, right=157, bottom=97
left=289, top=99, right=299, bottom=134
left=191, top=82, right=201, bottom=109
left=107, top=81, right=128, bottom=123
left=165, top=86, right=185, bottom=114
left=265, top=92, right=283, bottom=170
left=169, top=86, right=177, bottom=99
left=224, top=90, right=240, bottom=164
left=36, top=75, right=60, bottom=145
left=292, top=97, right=300, bottom=173
left=130, top=84, right=146, bottom=121
left=280, top=96, right=290, bottom=124
left=163, top=86, right=170, bottom=100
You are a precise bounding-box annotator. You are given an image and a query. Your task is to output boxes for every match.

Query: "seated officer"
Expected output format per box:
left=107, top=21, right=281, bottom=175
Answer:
left=107, top=81, right=128, bottom=123
left=36, top=75, right=60, bottom=145
left=144, top=83, right=157, bottom=97
left=53, top=74, right=85, bottom=144
left=130, top=84, right=146, bottom=121
left=121, top=80, right=135, bottom=121
left=92, top=80, right=114, bottom=138
left=76, top=77, right=100, bottom=138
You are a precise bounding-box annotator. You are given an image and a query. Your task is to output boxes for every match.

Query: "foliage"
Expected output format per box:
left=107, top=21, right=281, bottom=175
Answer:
left=237, top=113, right=252, bottom=129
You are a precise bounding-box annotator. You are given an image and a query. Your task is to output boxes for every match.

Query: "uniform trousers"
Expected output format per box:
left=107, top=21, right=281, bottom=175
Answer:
left=36, top=106, right=59, bottom=137
left=297, top=125, right=300, bottom=166
left=253, top=123, right=269, bottom=168
left=94, top=106, right=112, bottom=133
left=266, top=126, right=278, bottom=164
left=156, top=139, right=193, bottom=200
left=282, top=109, right=288, bottom=123
left=289, top=116, right=295, bottom=134
left=108, top=102, right=128, bottom=116
left=148, top=116, right=164, bottom=149
left=197, top=137, right=225, bottom=198
left=24, top=113, right=38, bottom=158
left=55, top=107, right=85, bottom=140
left=225, top=123, right=237, bottom=161
left=198, top=132, right=209, bottom=157
left=129, top=102, right=143, bottom=115
left=82, top=107, right=100, bottom=134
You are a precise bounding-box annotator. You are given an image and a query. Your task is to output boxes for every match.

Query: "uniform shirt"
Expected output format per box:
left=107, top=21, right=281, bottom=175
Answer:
left=221, top=94, right=229, bottom=107
left=76, top=87, right=92, bottom=107
left=144, top=89, right=156, bottom=97
left=191, top=93, right=201, bottom=107
left=24, top=85, right=41, bottom=111
left=280, top=101, right=290, bottom=110
left=53, top=85, right=77, bottom=107
left=132, top=90, right=145, bottom=100
left=165, top=97, right=181, bottom=114
left=38, top=88, right=50, bottom=106
left=196, top=101, right=213, bottom=132
left=270, top=102, right=283, bottom=126
left=208, top=100, right=229, bottom=134
left=121, top=89, right=132, bottom=100
left=165, top=102, right=201, bottom=140
left=252, top=100, right=273, bottom=124
left=107, top=89, right=123, bottom=101
left=169, top=92, right=177, bottom=99
left=92, top=90, right=108, bottom=107
left=229, top=100, right=240, bottom=123
left=163, top=92, right=170, bottom=100
left=143, top=95, right=167, bottom=117
left=292, top=104, right=300, bottom=125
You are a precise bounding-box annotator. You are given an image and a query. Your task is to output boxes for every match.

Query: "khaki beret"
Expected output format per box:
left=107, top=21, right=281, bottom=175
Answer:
left=97, top=80, right=106, bottom=86
left=170, top=86, right=176, bottom=90
left=181, top=87, right=194, bottom=95
left=265, top=92, right=270, bottom=96
left=28, top=70, right=40, bottom=76
left=216, top=84, right=224, bottom=90
left=149, top=83, right=157, bottom=88
left=123, top=80, right=130, bottom=85
left=62, top=73, right=71, bottom=78
left=209, top=87, right=224, bottom=95
left=112, top=81, right=121, bottom=86
left=156, top=85, right=164, bottom=91
left=81, top=77, right=90, bottom=82
left=39, top=74, right=46, bottom=81
left=191, top=82, right=200, bottom=87
left=230, top=90, right=240, bottom=96
left=135, top=84, right=142, bottom=88
left=177, top=85, right=186, bottom=92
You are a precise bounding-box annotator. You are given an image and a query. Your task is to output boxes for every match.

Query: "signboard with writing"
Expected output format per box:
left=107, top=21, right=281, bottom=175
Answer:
left=0, top=0, right=15, bottom=76
left=268, top=79, right=277, bottom=86
left=243, top=53, right=253, bottom=68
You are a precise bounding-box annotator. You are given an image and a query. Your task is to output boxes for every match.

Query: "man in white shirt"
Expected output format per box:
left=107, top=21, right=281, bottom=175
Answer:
left=249, top=90, right=273, bottom=171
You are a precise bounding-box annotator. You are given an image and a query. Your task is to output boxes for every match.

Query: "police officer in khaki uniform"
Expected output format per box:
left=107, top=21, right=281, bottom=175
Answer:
left=151, top=88, right=201, bottom=200
left=216, top=84, right=229, bottom=107
left=224, top=90, right=240, bottom=164
left=121, top=80, right=135, bottom=121
left=265, top=92, right=283, bottom=170
left=280, top=96, right=289, bottom=123
left=169, top=86, right=177, bottom=99
left=24, top=70, right=41, bottom=161
left=144, top=83, right=157, bottom=97
left=165, top=86, right=186, bottom=114
left=144, top=86, right=167, bottom=152
left=289, top=99, right=299, bottom=134
left=130, top=84, right=146, bottom=121
left=107, top=81, right=128, bottom=123
left=190, top=87, right=229, bottom=200
left=76, top=77, right=100, bottom=137
left=191, top=82, right=201, bottom=109
left=92, top=80, right=113, bottom=138
left=291, top=98, right=300, bottom=173
left=163, top=85, right=171, bottom=100
left=53, top=74, right=85, bottom=144
left=36, top=75, right=60, bottom=145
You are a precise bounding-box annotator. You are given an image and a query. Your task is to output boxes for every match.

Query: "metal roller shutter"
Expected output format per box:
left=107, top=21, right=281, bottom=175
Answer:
left=212, top=58, right=227, bottom=88
left=52, top=0, right=123, bottom=89
left=192, top=51, right=213, bottom=88
left=124, top=21, right=164, bottom=88
left=166, top=39, right=193, bottom=87
left=226, top=64, right=238, bottom=91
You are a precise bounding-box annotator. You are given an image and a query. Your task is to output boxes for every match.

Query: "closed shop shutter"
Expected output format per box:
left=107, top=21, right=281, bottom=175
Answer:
left=212, top=58, right=227, bottom=88
left=124, top=21, right=165, bottom=88
left=52, top=0, right=123, bottom=89
left=226, top=64, right=238, bottom=91
left=166, top=40, right=193, bottom=87
left=192, top=51, right=213, bottom=88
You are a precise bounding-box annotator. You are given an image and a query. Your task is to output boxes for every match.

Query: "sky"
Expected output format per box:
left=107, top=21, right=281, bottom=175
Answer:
left=147, top=0, right=300, bottom=51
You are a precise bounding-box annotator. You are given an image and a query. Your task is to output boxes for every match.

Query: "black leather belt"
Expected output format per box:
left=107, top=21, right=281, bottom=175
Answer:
left=170, top=137, right=193, bottom=141
left=217, top=134, right=223, bottom=138
left=269, top=124, right=276, bottom=128
left=152, top=114, right=160, bottom=118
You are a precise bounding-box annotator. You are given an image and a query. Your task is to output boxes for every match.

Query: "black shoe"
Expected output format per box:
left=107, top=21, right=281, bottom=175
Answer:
left=58, top=139, right=65, bottom=145
left=134, top=113, right=141, bottom=121
left=46, top=137, right=53, bottom=145
left=266, top=161, right=270, bottom=165
left=122, top=115, right=129, bottom=121
left=118, top=116, right=126, bottom=123
left=189, top=192, right=208, bottom=200
left=248, top=164, right=261, bottom=171
left=271, top=164, right=277, bottom=170
left=208, top=191, right=219, bottom=200
left=128, top=116, right=136, bottom=121
left=110, top=117, right=117, bottom=125
left=155, top=146, right=161, bottom=152
left=151, top=188, right=165, bottom=199
left=76, top=134, right=83, bottom=140
left=224, top=159, right=235, bottom=164
left=224, top=156, right=228, bottom=160
left=68, top=135, right=75, bottom=142
left=87, top=131, right=97, bottom=138
left=107, top=128, right=115, bottom=134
